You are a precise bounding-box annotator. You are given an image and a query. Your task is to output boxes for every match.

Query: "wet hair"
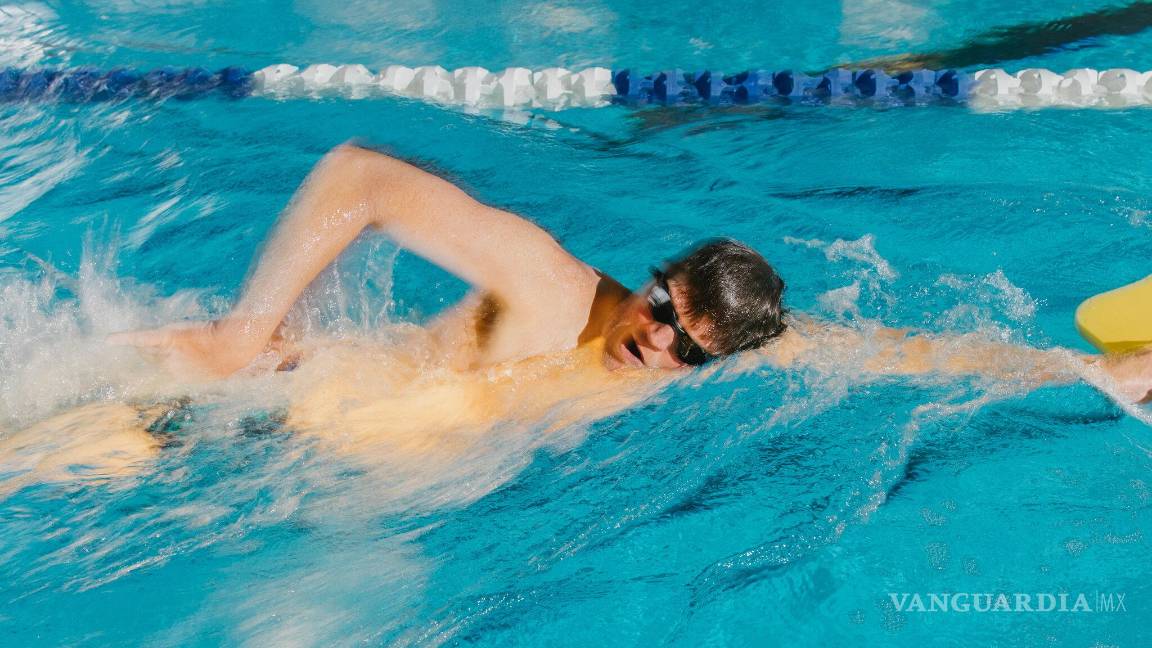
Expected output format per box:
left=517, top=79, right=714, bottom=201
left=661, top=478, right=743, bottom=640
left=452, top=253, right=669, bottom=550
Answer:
left=665, top=238, right=787, bottom=356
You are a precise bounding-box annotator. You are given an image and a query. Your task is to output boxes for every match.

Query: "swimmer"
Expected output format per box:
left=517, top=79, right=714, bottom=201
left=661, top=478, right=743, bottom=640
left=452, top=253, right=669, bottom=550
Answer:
left=108, top=143, right=1152, bottom=407
left=9, top=143, right=1152, bottom=500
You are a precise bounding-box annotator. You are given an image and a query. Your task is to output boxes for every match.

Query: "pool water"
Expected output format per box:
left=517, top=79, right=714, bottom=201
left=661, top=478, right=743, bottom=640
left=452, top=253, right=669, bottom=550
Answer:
left=2, top=1, right=1152, bottom=645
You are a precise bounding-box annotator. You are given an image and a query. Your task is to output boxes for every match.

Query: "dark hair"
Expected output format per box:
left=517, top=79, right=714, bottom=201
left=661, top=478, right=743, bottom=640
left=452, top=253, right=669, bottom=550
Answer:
left=665, top=238, right=787, bottom=356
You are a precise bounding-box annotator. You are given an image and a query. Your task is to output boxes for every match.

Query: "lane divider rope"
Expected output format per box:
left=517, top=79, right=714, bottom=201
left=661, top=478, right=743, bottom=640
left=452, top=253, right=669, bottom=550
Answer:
left=2, top=65, right=1152, bottom=110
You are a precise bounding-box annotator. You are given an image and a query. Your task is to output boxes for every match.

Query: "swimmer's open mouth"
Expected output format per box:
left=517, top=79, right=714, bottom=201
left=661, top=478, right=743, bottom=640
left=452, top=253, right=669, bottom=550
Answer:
left=624, top=337, right=643, bottom=364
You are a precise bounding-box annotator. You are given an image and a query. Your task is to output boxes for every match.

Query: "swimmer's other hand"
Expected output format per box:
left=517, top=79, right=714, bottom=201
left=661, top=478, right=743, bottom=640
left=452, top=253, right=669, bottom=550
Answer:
left=1096, top=347, right=1152, bottom=404
left=106, top=321, right=252, bottom=380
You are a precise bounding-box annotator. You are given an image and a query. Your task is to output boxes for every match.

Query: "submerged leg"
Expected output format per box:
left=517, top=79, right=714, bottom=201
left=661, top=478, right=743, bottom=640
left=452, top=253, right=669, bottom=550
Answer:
left=0, top=400, right=186, bottom=498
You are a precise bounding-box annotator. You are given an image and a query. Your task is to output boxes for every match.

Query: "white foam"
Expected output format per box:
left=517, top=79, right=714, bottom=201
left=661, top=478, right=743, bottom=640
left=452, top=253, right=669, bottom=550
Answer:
left=816, top=280, right=862, bottom=320
left=0, top=242, right=210, bottom=425
left=784, top=234, right=897, bottom=281
left=786, top=234, right=900, bottom=322
left=936, top=269, right=1038, bottom=329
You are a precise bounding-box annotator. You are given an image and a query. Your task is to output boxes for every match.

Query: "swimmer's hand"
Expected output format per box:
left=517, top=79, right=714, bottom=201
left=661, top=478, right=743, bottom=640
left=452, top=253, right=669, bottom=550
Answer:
left=1095, top=347, right=1152, bottom=404
left=106, top=321, right=257, bottom=380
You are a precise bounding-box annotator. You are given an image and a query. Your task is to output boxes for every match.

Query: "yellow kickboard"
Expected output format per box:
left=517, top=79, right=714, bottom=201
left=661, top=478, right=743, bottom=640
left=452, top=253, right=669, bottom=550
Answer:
left=1076, top=274, right=1152, bottom=353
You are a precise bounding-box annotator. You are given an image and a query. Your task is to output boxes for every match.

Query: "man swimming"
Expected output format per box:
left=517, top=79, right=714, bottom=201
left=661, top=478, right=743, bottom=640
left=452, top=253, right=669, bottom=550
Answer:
left=109, top=143, right=1152, bottom=404
left=6, top=140, right=1147, bottom=498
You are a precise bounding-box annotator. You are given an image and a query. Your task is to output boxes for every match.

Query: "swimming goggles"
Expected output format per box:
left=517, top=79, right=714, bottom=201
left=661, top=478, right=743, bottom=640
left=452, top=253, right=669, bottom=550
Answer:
left=648, top=268, right=715, bottom=366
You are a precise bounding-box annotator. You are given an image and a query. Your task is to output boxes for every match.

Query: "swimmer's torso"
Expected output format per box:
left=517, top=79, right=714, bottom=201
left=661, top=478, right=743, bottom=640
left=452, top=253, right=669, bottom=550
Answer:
left=283, top=328, right=664, bottom=462
left=421, top=269, right=631, bottom=371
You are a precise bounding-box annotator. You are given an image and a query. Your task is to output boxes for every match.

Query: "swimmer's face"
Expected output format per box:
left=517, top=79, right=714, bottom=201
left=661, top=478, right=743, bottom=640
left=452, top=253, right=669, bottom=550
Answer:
left=602, top=274, right=717, bottom=371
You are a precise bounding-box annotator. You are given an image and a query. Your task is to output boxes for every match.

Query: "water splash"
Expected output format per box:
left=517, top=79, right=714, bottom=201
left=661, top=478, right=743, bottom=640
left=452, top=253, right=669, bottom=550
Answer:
left=936, top=268, right=1038, bottom=331
left=785, top=234, right=898, bottom=322
left=785, top=234, right=898, bottom=282
left=0, top=233, right=205, bottom=425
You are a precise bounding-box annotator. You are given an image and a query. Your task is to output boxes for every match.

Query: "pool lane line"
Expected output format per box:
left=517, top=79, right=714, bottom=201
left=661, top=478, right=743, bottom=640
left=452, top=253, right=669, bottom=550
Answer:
left=2, top=65, right=1152, bottom=110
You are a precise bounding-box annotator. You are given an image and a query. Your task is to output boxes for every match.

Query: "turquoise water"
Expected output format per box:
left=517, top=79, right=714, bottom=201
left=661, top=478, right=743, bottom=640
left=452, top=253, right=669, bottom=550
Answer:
left=2, top=1, right=1152, bottom=645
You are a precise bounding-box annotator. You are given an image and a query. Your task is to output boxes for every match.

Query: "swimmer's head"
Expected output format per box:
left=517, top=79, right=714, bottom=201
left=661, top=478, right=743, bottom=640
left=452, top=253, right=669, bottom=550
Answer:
left=602, top=239, right=787, bottom=371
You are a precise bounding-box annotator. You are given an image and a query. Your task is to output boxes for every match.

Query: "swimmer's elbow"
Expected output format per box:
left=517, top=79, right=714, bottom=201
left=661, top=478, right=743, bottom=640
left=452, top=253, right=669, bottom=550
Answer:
left=327, top=142, right=388, bottom=166
left=324, top=144, right=407, bottom=191
left=326, top=144, right=478, bottom=230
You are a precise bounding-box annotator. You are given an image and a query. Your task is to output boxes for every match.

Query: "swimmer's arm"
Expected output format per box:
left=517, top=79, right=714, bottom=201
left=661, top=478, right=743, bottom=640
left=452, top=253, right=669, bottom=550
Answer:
left=860, top=328, right=1078, bottom=383
left=112, top=144, right=585, bottom=377
left=750, top=322, right=1151, bottom=402
left=230, top=143, right=581, bottom=334
left=866, top=328, right=1152, bottom=402
left=750, top=323, right=1080, bottom=384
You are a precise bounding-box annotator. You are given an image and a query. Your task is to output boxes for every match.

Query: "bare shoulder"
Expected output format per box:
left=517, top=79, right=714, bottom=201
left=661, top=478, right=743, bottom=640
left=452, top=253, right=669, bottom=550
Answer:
left=761, top=326, right=815, bottom=367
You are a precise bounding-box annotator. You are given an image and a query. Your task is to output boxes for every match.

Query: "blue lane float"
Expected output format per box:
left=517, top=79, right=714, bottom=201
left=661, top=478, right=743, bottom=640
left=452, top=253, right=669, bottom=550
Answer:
left=1, top=65, right=1150, bottom=110
left=0, top=66, right=255, bottom=102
